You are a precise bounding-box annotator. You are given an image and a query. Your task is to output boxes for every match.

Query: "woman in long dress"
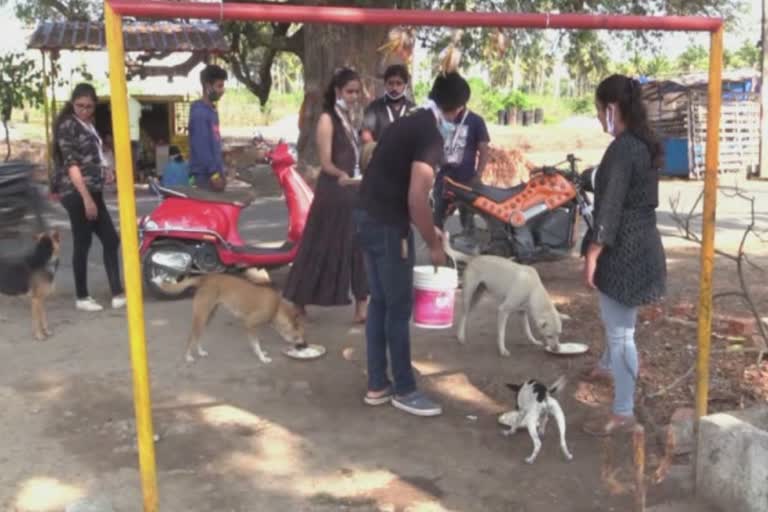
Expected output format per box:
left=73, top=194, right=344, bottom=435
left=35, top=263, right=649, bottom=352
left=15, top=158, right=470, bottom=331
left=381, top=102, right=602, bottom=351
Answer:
left=283, top=68, right=368, bottom=322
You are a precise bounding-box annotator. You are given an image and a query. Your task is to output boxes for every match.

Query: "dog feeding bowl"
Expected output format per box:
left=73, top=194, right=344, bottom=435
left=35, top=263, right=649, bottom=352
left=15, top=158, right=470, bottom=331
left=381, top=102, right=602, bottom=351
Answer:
left=498, top=410, right=523, bottom=429
left=545, top=342, right=589, bottom=356
left=282, top=343, right=327, bottom=360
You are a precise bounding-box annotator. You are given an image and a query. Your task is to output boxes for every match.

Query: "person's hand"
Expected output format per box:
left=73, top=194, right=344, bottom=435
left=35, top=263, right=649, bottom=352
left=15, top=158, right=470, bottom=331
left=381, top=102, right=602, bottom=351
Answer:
left=84, top=197, right=98, bottom=220
left=105, top=169, right=115, bottom=185
left=429, top=228, right=446, bottom=268
left=583, top=254, right=597, bottom=290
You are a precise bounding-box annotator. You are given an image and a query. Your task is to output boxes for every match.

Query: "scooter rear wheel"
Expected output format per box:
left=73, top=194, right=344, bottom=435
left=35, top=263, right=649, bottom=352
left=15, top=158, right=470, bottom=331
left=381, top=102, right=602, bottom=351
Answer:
left=142, top=241, right=195, bottom=300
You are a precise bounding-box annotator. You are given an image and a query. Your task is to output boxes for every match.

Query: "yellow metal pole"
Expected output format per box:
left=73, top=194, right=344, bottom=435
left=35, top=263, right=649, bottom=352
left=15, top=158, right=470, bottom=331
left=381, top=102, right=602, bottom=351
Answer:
left=40, top=51, right=52, bottom=182
left=104, top=2, right=159, bottom=510
left=695, top=25, right=724, bottom=419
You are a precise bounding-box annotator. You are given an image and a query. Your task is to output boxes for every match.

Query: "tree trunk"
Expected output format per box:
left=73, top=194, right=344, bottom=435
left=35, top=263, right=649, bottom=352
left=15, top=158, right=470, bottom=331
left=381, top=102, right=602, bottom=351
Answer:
left=759, top=0, right=767, bottom=177
left=296, top=22, right=392, bottom=181
left=3, top=118, right=10, bottom=162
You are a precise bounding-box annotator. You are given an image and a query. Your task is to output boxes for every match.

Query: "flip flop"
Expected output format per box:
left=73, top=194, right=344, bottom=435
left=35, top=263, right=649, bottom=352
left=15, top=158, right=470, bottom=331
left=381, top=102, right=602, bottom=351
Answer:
left=364, top=387, right=393, bottom=406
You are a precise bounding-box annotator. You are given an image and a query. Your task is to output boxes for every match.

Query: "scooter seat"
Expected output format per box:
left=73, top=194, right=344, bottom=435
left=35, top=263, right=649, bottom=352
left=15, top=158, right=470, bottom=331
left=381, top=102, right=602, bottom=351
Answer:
left=444, top=176, right=526, bottom=203
left=153, top=181, right=257, bottom=207
left=470, top=181, right=526, bottom=203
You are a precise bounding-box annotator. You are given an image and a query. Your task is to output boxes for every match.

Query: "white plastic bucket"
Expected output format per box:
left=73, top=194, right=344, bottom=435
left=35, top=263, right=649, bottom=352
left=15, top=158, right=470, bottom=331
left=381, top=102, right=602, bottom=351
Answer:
left=412, top=265, right=459, bottom=329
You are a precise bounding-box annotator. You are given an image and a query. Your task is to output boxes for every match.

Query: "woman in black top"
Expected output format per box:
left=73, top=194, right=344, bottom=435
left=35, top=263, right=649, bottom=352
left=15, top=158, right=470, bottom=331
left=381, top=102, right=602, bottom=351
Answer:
left=283, top=68, right=369, bottom=322
left=53, top=83, right=124, bottom=312
left=581, top=74, right=667, bottom=436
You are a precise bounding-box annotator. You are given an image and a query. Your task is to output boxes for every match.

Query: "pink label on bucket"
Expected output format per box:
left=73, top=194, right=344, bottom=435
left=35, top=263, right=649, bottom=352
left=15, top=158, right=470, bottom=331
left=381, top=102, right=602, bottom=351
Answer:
left=413, top=288, right=455, bottom=328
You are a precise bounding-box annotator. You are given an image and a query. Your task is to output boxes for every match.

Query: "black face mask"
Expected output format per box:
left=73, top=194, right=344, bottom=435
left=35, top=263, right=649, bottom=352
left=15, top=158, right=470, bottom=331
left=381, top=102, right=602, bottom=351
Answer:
left=207, top=89, right=221, bottom=103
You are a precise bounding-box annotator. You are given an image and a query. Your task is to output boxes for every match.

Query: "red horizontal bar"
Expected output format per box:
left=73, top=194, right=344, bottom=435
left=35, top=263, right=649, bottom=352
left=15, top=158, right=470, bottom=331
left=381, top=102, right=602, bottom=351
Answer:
left=109, top=1, right=722, bottom=32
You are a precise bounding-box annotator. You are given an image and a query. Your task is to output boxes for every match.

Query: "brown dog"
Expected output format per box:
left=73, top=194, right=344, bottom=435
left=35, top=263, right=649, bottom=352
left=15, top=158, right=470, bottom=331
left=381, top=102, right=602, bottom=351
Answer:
left=0, top=231, right=61, bottom=340
left=157, top=273, right=305, bottom=363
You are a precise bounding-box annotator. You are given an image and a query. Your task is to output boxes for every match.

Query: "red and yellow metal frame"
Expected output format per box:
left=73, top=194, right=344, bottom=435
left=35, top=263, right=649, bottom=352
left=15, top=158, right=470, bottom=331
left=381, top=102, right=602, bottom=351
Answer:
left=103, top=2, right=723, bottom=510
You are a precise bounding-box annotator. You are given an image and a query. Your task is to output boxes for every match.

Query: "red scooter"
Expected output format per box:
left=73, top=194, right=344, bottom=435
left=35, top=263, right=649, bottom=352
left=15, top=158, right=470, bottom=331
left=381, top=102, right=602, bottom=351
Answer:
left=138, top=142, right=313, bottom=299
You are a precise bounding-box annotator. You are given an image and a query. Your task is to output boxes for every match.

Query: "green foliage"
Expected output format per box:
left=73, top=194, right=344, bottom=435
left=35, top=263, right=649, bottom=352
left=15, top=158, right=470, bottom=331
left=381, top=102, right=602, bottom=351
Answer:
left=676, top=44, right=709, bottom=73
left=568, top=96, right=594, bottom=115
left=0, top=51, right=44, bottom=160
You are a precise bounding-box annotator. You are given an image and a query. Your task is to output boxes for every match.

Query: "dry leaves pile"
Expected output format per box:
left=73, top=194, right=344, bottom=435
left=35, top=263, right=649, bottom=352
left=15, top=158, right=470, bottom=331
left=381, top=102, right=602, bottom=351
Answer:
left=481, top=146, right=537, bottom=188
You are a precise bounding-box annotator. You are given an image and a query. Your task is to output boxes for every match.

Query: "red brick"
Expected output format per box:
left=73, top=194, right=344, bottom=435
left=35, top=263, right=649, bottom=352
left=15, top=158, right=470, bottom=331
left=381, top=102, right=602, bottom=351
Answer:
left=716, top=315, right=757, bottom=336
left=670, top=303, right=696, bottom=319
left=639, top=305, right=664, bottom=322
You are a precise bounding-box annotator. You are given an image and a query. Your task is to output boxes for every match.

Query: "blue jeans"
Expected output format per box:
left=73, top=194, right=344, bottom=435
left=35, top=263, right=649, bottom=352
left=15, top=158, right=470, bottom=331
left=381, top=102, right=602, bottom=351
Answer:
left=353, top=209, right=416, bottom=396
left=433, top=170, right=475, bottom=231
left=598, top=292, right=639, bottom=416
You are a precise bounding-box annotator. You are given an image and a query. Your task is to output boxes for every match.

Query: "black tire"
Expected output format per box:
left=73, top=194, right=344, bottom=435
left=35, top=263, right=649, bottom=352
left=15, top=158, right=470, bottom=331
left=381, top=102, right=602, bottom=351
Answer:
left=142, top=242, right=194, bottom=300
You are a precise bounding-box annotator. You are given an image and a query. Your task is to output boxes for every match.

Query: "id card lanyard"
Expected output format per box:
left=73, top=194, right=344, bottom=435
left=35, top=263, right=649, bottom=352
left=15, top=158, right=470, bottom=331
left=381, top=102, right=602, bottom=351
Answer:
left=335, top=105, right=362, bottom=177
left=386, top=103, right=407, bottom=123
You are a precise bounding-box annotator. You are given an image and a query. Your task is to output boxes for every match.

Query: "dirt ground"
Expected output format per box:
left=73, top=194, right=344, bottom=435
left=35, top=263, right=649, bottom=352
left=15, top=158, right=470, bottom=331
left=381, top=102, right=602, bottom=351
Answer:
left=2, top=117, right=767, bottom=511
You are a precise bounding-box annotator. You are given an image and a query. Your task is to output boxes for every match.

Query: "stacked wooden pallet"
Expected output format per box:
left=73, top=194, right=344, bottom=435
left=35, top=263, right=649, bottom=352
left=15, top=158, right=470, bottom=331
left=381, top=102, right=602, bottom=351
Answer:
left=689, top=91, right=760, bottom=177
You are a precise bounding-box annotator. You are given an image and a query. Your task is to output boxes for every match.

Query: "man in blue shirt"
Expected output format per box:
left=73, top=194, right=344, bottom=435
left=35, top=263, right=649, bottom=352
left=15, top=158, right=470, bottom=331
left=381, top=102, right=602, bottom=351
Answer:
left=161, top=146, right=190, bottom=187
left=188, top=65, right=227, bottom=189
left=432, top=106, right=490, bottom=236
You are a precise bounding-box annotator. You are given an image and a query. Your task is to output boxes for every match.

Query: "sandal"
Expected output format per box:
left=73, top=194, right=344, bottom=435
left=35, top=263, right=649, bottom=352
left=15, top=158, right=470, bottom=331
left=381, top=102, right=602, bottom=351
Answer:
left=364, top=387, right=393, bottom=406
left=583, top=414, right=637, bottom=437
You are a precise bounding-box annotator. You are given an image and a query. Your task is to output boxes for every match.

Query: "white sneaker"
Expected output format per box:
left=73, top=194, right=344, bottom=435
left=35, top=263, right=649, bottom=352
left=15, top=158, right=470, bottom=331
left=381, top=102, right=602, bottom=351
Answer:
left=76, top=297, right=104, bottom=312
left=111, top=295, right=126, bottom=309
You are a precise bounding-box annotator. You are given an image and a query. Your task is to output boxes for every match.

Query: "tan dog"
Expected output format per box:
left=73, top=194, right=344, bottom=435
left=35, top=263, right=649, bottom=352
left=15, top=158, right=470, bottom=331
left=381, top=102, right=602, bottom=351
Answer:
left=157, top=273, right=305, bottom=363
left=0, top=231, right=61, bottom=340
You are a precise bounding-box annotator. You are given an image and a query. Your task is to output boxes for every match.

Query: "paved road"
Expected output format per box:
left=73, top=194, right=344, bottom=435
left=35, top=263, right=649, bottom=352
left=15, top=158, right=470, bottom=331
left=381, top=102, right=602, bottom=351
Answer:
left=32, top=176, right=768, bottom=302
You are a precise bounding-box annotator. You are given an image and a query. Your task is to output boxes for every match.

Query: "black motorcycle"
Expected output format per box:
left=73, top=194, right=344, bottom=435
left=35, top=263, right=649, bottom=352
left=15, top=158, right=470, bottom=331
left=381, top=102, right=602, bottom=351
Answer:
left=441, top=154, right=594, bottom=263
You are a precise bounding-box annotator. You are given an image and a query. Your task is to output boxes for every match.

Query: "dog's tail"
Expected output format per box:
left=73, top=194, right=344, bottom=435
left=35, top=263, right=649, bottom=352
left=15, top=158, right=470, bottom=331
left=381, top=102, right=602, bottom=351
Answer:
left=155, top=275, right=203, bottom=294
left=442, top=232, right=478, bottom=265
left=549, top=375, right=567, bottom=396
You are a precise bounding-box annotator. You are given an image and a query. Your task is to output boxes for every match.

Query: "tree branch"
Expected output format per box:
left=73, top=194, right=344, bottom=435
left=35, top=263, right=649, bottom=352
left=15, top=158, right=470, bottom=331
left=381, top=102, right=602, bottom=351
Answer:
left=668, top=186, right=768, bottom=364
left=126, top=53, right=206, bottom=80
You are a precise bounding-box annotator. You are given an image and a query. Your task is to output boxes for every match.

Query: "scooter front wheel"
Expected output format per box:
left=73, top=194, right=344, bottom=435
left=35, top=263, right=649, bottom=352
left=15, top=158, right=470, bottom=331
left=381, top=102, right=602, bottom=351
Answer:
left=142, top=242, right=195, bottom=300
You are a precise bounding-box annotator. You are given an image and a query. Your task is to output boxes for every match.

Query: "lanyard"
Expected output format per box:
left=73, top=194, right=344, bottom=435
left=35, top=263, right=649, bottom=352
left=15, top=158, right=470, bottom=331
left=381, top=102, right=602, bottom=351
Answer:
left=74, top=117, right=106, bottom=168
left=385, top=103, right=407, bottom=123
left=334, top=105, right=362, bottom=177
left=446, top=109, right=469, bottom=154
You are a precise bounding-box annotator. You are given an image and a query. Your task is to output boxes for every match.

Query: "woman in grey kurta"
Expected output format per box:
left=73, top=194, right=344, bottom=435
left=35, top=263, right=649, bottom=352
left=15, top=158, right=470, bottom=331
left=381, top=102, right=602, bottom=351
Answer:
left=581, top=74, right=667, bottom=436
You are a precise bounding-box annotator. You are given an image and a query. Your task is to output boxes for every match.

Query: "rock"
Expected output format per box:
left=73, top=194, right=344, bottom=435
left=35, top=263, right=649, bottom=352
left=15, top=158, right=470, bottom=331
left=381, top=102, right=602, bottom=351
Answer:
left=65, top=496, right=114, bottom=512
left=696, top=407, right=768, bottom=512
left=667, top=407, right=696, bottom=455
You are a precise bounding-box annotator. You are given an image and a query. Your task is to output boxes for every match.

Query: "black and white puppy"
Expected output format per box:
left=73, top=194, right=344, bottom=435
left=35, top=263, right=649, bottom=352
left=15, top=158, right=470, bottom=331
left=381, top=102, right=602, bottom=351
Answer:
left=503, top=376, right=573, bottom=464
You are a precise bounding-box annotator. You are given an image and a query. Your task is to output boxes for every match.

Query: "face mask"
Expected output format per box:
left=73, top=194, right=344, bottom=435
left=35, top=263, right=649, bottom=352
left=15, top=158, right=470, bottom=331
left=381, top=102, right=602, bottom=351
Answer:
left=385, top=90, right=406, bottom=102
left=336, top=98, right=349, bottom=110
left=606, top=104, right=616, bottom=136
left=207, top=89, right=221, bottom=103
left=439, top=118, right=456, bottom=141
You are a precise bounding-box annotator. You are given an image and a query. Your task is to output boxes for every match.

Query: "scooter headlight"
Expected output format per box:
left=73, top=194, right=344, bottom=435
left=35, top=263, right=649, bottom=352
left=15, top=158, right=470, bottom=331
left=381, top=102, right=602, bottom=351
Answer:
left=143, top=218, right=159, bottom=231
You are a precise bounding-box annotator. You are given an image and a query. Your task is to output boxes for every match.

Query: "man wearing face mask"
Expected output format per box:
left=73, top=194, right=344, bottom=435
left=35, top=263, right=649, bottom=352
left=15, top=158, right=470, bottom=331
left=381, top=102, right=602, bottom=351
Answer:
left=431, top=94, right=490, bottom=237
left=353, top=72, right=470, bottom=417
left=188, top=64, right=227, bottom=190
left=361, top=65, right=415, bottom=143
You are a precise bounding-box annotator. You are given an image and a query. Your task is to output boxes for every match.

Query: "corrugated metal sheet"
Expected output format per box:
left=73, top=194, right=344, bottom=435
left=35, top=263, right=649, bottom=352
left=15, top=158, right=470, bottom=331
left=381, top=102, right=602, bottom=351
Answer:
left=28, top=21, right=229, bottom=53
